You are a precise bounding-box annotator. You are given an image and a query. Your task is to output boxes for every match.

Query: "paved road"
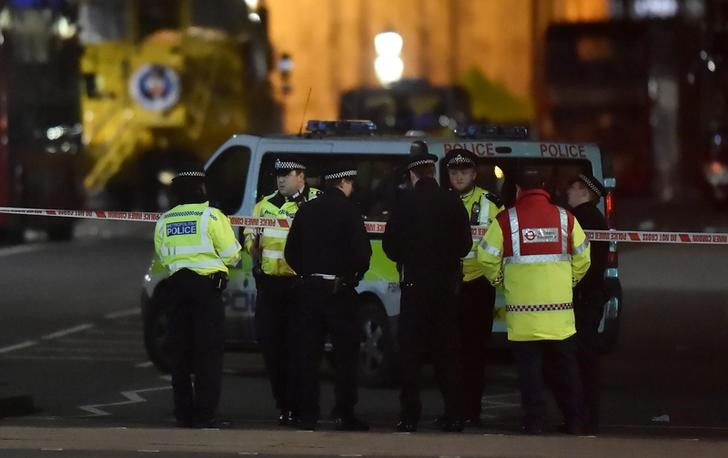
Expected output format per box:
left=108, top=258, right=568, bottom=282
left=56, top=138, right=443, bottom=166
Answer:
left=2, top=426, right=728, bottom=458
left=0, top=209, right=727, bottom=455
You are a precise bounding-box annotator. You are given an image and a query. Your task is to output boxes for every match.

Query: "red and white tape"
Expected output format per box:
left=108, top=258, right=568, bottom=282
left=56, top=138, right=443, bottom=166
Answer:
left=1, top=206, right=727, bottom=245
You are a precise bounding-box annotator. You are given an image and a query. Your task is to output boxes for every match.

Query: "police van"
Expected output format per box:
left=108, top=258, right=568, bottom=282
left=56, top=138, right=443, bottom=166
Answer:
left=141, top=121, right=622, bottom=386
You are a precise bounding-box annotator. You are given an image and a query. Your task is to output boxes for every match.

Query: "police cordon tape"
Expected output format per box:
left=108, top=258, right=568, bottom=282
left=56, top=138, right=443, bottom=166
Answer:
left=1, top=206, right=727, bottom=245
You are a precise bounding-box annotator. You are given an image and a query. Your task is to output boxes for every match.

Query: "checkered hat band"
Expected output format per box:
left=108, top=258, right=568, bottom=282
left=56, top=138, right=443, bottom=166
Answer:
left=175, top=171, right=205, bottom=178
left=407, top=159, right=436, bottom=170
left=324, top=170, right=357, bottom=180
left=448, top=156, right=474, bottom=167
left=578, top=174, right=601, bottom=196
left=506, top=303, right=573, bottom=313
left=276, top=161, right=306, bottom=170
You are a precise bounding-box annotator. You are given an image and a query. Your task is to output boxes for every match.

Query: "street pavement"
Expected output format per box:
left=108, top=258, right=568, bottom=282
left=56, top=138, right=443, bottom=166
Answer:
left=2, top=425, right=728, bottom=457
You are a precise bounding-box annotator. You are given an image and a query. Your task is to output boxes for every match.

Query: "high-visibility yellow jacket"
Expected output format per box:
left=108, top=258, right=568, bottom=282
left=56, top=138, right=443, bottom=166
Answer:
left=154, top=202, right=242, bottom=276
left=477, top=189, right=591, bottom=341
left=460, top=186, right=503, bottom=282
left=243, top=186, right=320, bottom=276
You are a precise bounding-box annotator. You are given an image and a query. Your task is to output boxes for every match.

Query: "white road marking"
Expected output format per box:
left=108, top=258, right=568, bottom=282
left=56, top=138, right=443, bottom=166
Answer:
left=79, top=385, right=171, bottom=416
left=42, top=323, right=95, bottom=340
left=611, top=423, right=728, bottom=431
left=40, top=448, right=63, bottom=451
left=0, top=355, right=135, bottom=362
left=105, top=308, right=140, bottom=319
left=481, top=392, right=520, bottom=410
left=135, top=361, right=154, bottom=368
left=137, top=450, right=160, bottom=453
left=0, top=245, right=43, bottom=257
left=0, top=340, right=37, bottom=353
left=56, top=338, right=141, bottom=346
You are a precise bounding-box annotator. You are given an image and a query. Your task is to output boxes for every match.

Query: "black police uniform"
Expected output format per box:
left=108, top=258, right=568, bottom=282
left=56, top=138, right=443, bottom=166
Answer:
left=163, top=269, right=227, bottom=426
left=570, top=174, right=608, bottom=434
left=382, top=149, right=472, bottom=431
left=284, top=164, right=372, bottom=431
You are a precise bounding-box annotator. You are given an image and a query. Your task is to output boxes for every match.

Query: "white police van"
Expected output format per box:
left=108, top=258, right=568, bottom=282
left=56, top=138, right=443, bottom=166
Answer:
left=141, top=121, right=622, bottom=386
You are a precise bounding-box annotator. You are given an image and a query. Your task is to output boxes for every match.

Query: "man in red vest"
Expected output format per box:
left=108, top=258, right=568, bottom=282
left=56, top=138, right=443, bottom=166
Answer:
left=477, top=167, right=591, bottom=434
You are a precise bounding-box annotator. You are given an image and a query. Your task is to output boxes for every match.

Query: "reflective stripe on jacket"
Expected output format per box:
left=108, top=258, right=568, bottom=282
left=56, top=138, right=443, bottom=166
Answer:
left=461, top=186, right=503, bottom=282
left=477, top=189, right=591, bottom=341
left=242, top=187, right=320, bottom=276
left=154, top=202, right=242, bottom=276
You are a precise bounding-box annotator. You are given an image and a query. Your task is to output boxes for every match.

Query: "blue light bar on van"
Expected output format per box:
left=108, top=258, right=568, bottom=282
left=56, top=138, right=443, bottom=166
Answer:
left=454, top=124, right=529, bottom=140
left=306, top=120, right=378, bottom=136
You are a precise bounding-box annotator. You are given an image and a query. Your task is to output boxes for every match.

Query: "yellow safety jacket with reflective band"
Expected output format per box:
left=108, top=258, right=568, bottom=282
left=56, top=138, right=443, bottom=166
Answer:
left=243, top=187, right=320, bottom=276
left=460, top=186, right=503, bottom=282
left=154, top=202, right=242, bottom=276
left=477, top=197, right=591, bottom=341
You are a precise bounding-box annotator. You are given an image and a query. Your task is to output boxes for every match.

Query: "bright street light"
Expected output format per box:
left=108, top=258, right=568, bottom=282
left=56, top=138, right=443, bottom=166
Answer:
left=374, top=31, right=404, bottom=87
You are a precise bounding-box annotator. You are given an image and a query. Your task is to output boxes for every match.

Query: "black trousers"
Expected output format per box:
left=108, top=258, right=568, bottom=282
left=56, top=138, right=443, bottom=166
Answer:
left=511, top=336, right=582, bottom=429
left=254, top=274, right=301, bottom=413
left=459, top=276, right=495, bottom=420
left=574, top=290, right=605, bottom=430
left=164, top=269, right=225, bottom=422
left=297, top=278, right=360, bottom=422
left=398, top=279, right=462, bottom=424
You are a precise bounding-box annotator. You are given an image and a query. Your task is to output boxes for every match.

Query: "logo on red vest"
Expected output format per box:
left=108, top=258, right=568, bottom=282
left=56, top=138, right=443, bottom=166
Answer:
left=521, top=227, right=558, bottom=243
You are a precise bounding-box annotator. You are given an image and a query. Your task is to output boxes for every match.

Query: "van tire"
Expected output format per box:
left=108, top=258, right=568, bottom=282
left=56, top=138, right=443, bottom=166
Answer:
left=142, top=285, right=173, bottom=373
left=357, top=300, right=396, bottom=387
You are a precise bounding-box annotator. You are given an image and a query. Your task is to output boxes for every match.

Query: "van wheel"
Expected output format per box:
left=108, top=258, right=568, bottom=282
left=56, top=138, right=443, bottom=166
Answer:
left=357, top=301, right=395, bottom=387
left=143, top=287, right=173, bottom=373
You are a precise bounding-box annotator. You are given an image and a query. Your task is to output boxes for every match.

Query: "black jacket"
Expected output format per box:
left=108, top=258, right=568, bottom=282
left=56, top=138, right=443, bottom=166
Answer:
left=571, top=201, right=608, bottom=296
left=284, top=187, right=371, bottom=282
left=382, top=177, right=472, bottom=282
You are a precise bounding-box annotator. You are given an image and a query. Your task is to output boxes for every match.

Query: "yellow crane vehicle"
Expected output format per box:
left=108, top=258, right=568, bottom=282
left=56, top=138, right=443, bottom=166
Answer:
left=77, top=0, right=279, bottom=210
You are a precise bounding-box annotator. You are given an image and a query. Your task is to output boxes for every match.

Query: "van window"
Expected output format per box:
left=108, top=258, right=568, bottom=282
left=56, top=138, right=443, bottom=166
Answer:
left=440, top=158, right=593, bottom=208
left=258, top=153, right=406, bottom=221
left=206, top=146, right=251, bottom=215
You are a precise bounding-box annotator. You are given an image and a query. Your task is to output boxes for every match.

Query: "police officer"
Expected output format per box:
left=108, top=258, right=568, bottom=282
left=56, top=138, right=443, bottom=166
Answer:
left=154, top=166, right=242, bottom=428
left=477, top=167, right=591, bottom=434
left=443, top=148, right=503, bottom=427
left=284, top=162, right=371, bottom=431
left=566, top=173, right=609, bottom=434
left=383, top=142, right=472, bottom=433
left=242, top=158, right=320, bottom=426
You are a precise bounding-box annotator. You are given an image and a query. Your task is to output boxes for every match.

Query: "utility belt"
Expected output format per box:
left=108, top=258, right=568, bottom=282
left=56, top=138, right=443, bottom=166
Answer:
left=399, top=268, right=462, bottom=290
left=172, top=268, right=228, bottom=291
left=253, top=267, right=298, bottom=288
left=207, top=271, right=229, bottom=291
left=303, top=273, right=351, bottom=295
